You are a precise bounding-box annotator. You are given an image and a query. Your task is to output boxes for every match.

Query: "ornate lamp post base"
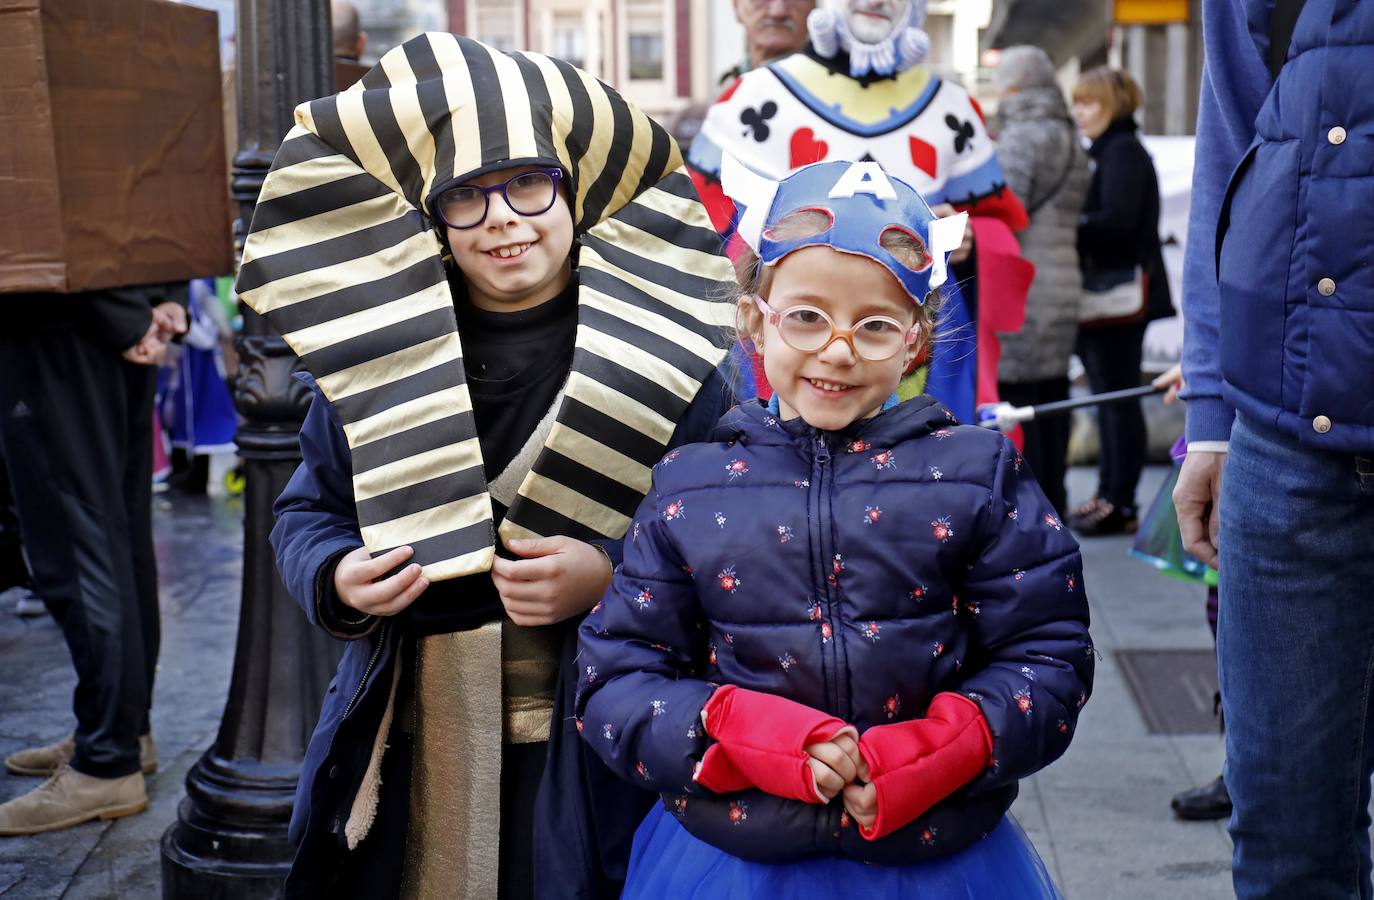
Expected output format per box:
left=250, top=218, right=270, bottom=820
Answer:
left=161, top=758, right=296, bottom=896
left=160, top=322, right=340, bottom=898
left=159, top=2, right=340, bottom=893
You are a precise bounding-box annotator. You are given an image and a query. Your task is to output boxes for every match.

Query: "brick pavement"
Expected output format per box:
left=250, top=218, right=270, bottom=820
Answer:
left=0, top=469, right=1239, bottom=898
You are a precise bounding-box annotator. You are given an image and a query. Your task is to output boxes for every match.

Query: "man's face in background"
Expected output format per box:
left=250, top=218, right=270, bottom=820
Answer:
left=734, top=0, right=815, bottom=67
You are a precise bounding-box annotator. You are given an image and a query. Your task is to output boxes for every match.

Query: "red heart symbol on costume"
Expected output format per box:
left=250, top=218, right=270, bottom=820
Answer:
left=909, top=136, right=937, bottom=179
left=789, top=128, right=829, bottom=168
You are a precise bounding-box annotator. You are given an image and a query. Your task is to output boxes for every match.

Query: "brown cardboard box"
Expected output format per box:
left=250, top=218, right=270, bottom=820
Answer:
left=0, top=0, right=232, bottom=293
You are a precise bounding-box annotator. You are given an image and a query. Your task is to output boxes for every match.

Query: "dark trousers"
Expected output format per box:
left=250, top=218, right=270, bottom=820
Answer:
left=0, top=457, right=30, bottom=590
left=998, top=377, right=1070, bottom=517
left=0, top=329, right=160, bottom=778
left=1075, top=322, right=1147, bottom=511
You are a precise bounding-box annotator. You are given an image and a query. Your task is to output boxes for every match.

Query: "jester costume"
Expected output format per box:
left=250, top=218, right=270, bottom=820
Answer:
left=686, top=3, right=1032, bottom=423
left=239, top=34, right=737, bottom=899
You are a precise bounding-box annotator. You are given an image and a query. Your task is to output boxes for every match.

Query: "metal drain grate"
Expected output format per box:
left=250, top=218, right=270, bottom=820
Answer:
left=1115, top=649, right=1221, bottom=735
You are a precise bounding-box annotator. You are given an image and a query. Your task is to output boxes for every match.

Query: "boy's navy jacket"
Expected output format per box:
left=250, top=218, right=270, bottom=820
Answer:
left=270, top=370, right=735, bottom=899
left=576, top=397, right=1093, bottom=864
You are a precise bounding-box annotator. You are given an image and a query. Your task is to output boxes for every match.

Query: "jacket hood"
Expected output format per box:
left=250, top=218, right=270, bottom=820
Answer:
left=998, top=85, right=1072, bottom=124
left=715, top=395, right=956, bottom=448
left=236, top=34, right=735, bottom=580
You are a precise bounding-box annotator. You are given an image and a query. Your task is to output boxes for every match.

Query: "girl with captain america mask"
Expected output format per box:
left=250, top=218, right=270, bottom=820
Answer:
left=576, top=159, right=1090, bottom=899
left=688, top=0, right=1033, bottom=427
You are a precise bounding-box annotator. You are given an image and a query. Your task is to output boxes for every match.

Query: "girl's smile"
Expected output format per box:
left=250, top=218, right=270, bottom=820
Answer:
left=751, top=246, right=923, bottom=432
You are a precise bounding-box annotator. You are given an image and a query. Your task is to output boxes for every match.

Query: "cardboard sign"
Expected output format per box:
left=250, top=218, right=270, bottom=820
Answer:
left=0, top=0, right=233, bottom=293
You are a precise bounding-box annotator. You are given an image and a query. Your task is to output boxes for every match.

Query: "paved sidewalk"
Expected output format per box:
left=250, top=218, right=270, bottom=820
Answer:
left=0, top=467, right=1239, bottom=898
left=1014, top=467, right=1233, bottom=899
left=0, top=492, right=243, bottom=899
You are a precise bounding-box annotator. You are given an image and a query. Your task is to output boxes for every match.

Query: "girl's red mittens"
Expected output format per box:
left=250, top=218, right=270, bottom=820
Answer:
left=694, top=685, right=854, bottom=803
left=855, top=692, right=993, bottom=840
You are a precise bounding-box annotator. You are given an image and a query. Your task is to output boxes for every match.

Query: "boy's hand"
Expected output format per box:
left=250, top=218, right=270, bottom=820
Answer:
left=804, top=731, right=863, bottom=801
left=334, top=545, right=428, bottom=616
left=492, top=537, right=614, bottom=626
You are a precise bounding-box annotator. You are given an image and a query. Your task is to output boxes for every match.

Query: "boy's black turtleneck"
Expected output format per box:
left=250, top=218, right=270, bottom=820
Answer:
left=456, top=278, right=579, bottom=481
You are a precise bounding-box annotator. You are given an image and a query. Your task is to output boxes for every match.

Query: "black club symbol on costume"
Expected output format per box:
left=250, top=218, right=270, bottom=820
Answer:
left=945, top=115, right=975, bottom=153
left=740, top=101, right=778, bottom=142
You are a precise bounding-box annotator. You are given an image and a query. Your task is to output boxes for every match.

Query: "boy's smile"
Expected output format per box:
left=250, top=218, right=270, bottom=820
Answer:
left=484, top=241, right=534, bottom=259
left=447, top=165, right=575, bottom=312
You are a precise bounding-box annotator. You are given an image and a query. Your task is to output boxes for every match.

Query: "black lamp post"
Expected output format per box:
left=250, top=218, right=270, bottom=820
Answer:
left=160, top=1, right=341, bottom=896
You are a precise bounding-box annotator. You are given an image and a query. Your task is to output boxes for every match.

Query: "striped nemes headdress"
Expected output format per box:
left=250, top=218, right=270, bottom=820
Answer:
left=237, top=34, right=735, bottom=581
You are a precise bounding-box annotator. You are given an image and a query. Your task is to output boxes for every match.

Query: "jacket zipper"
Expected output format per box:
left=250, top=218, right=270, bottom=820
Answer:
left=810, top=434, right=845, bottom=720
left=341, top=620, right=388, bottom=720
left=810, top=434, right=849, bottom=848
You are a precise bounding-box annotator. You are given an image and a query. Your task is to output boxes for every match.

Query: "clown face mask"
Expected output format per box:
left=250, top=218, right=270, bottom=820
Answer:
left=841, top=0, right=914, bottom=44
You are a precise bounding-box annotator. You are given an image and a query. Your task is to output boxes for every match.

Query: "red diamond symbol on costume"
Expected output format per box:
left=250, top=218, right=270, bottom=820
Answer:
left=789, top=128, right=829, bottom=168
left=909, top=136, right=937, bottom=179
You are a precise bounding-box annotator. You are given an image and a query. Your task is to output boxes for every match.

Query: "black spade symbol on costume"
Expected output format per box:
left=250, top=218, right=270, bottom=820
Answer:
left=945, top=115, right=975, bottom=153
left=740, top=101, right=778, bottom=142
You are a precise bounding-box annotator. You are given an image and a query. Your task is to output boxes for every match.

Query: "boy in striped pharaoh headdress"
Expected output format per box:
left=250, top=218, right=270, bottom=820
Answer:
left=241, top=34, right=737, bottom=899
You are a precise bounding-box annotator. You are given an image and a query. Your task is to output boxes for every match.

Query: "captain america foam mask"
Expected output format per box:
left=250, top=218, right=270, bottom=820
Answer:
left=722, top=156, right=968, bottom=304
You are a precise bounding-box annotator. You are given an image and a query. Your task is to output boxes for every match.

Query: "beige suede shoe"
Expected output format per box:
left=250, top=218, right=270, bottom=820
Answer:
left=0, top=765, right=147, bottom=835
left=5, top=733, right=157, bottom=777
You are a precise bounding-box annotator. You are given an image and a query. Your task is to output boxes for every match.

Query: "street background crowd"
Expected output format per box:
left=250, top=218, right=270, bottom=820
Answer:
left=0, top=0, right=1368, bottom=898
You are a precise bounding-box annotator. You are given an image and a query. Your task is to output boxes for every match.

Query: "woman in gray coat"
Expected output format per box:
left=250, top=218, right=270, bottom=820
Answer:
left=993, top=46, right=1089, bottom=517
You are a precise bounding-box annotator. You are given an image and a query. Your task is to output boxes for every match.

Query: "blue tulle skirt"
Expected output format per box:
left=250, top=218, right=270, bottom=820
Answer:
left=621, top=804, right=1062, bottom=900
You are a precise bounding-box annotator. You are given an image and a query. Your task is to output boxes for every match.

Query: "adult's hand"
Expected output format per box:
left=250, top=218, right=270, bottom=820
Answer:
left=152, top=301, right=189, bottom=340
left=1152, top=364, right=1184, bottom=405
left=122, top=321, right=167, bottom=365
left=1174, top=451, right=1225, bottom=567
left=491, top=536, right=613, bottom=626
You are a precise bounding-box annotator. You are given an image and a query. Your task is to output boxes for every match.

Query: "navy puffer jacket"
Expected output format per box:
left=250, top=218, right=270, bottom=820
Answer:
left=576, top=397, right=1093, bottom=864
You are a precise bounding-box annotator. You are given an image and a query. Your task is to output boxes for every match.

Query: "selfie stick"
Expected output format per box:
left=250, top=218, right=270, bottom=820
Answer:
left=977, top=384, right=1166, bottom=433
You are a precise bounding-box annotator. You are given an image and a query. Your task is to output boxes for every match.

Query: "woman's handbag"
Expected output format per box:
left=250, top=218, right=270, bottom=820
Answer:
left=1079, top=266, right=1147, bottom=325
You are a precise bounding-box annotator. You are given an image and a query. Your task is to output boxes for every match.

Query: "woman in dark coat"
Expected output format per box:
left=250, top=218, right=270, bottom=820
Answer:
left=1071, top=67, right=1173, bottom=535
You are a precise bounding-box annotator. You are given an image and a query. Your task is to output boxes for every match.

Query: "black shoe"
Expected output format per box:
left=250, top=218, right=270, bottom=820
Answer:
left=1171, top=775, right=1231, bottom=821
left=1070, top=501, right=1137, bottom=536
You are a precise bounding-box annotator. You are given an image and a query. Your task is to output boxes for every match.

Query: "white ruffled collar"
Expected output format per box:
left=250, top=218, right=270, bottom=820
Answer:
left=806, top=3, right=930, bottom=78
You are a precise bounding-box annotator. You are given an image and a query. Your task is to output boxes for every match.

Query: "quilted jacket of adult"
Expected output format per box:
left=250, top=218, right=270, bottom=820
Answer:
left=576, top=397, right=1094, bottom=865
left=994, top=85, right=1091, bottom=384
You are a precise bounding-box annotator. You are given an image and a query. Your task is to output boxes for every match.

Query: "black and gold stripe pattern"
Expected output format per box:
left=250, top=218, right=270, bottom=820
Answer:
left=238, top=34, right=734, bottom=581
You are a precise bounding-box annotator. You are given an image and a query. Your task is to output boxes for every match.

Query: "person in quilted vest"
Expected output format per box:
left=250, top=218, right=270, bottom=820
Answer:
left=577, top=159, right=1093, bottom=899
left=1178, top=0, right=1374, bottom=895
